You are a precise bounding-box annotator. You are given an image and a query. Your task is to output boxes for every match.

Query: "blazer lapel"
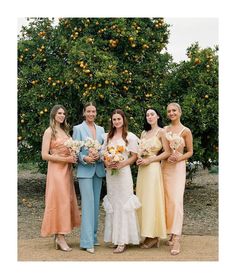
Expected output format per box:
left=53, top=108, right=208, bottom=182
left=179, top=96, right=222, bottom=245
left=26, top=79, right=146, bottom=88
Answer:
left=82, top=121, right=92, bottom=138
left=95, top=124, right=99, bottom=140
left=83, top=121, right=97, bottom=139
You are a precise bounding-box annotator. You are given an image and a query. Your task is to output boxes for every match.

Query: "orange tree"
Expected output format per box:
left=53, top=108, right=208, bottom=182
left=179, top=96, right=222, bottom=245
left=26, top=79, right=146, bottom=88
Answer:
left=160, top=43, right=218, bottom=168
left=18, top=17, right=172, bottom=171
left=18, top=18, right=218, bottom=172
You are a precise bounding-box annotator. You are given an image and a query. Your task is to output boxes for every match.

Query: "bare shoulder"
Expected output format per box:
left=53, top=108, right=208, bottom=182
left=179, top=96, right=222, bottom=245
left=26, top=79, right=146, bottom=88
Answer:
left=44, top=127, right=52, bottom=137
left=183, top=127, right=192, bottom=136
left=159, top=128, right=166, bottom=136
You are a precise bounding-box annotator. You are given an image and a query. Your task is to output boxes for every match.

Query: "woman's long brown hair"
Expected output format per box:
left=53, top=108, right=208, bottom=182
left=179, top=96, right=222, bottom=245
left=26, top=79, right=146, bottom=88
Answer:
left=49, top=104, right=70, bottom=138
left=107, top=109, right=128, bottom=145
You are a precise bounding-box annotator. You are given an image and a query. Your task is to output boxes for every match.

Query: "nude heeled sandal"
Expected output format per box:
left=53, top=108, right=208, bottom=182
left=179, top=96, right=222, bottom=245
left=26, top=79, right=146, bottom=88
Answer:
left=54, top=235, right=72, bottom=252
left=140, top=237, right=160, bottom=248
left=170, top=235, right=180, bottom=255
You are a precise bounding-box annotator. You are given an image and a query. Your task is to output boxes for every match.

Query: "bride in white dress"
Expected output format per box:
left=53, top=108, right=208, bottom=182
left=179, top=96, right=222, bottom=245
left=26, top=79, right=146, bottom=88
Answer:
left=102, top=109, right=141, bottom=253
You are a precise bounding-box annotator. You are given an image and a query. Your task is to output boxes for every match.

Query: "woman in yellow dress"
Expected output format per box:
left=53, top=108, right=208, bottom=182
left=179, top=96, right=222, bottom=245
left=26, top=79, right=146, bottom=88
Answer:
left=162, top=103, right=193, bottom=255
left=136, top=108, right=170, bottom=248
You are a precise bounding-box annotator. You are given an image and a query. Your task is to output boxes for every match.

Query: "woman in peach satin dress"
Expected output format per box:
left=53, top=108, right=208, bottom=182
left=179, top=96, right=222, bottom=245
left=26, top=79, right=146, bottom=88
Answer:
left=162, top=103, right=193, bottom=255
left=41, top=105, right=80, bottom=251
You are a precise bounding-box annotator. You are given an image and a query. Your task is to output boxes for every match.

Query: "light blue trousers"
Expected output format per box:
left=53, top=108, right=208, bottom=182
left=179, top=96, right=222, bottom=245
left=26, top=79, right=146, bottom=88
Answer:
left=78, top=174, right=102, bottom=249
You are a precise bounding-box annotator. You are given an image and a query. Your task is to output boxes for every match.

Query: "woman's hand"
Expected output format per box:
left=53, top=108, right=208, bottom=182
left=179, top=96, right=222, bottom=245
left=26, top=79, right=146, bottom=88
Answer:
left=114, top=160, right=126, bottom=170
left=167, top=151, right=183, bottom=163
left=136, top=157, right=151, bottom=166
left=88, top=148, right=100, bottom=161
left=67, top=155, right=77, bottom=163
left=84, top=155, right=96, bottom=164
left=91, top=153, right=100, bottom=161
left=51, top=154, right=77, bottom=163
left=136, top=157, right=143, bottom=166
left=104, top=160, right=116, bottom=169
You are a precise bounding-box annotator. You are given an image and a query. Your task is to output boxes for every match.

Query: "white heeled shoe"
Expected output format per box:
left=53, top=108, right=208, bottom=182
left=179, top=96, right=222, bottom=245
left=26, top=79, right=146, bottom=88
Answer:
left=86, top=247, right=95, bottom=254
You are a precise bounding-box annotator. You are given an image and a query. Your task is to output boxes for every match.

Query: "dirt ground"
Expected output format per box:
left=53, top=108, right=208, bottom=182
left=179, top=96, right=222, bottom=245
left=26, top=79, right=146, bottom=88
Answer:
left=18, top=168, right=218, bottom=261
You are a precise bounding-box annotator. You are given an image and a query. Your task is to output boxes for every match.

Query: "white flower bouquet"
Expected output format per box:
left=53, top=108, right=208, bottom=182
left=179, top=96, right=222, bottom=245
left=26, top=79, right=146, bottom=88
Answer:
left=165, top=131, right=182, bottom=153
left=64, top=138, right=84, bottom=155
left=83, top=137, right=102, bottom=157
left=137, top=138, right=154, bottom=158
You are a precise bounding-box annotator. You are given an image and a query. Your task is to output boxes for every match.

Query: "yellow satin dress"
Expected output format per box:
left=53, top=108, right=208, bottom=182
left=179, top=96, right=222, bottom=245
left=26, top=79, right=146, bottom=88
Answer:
left=136, top=131, right=167, bottom=239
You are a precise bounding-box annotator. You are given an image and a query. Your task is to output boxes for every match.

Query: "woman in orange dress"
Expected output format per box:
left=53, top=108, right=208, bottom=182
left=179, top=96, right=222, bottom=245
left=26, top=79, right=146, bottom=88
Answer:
left=41, top=105, right=81, bottom=251
left=162, top=103, right=193, bottom=255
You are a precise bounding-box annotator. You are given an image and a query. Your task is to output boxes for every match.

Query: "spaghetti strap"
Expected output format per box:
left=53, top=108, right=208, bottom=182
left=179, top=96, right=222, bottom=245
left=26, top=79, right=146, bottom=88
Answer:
left=164, top=126, right=169, bottom=131
left=178, top=127, right=186, bottom=136
left=140, top=130, right=147, bottom=139
left=155, top=128, right=161, bottom=136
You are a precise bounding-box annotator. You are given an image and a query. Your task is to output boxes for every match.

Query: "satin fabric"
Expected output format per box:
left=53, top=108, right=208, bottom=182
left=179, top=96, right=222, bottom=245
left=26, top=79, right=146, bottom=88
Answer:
left=136, top=132, right=167, bottom=239
left=41, top=136, right=80, bottom=237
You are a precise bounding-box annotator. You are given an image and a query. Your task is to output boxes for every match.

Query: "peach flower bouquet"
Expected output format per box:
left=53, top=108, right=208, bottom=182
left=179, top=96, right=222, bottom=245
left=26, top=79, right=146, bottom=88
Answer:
left=103, top=144, right=126, bottom=175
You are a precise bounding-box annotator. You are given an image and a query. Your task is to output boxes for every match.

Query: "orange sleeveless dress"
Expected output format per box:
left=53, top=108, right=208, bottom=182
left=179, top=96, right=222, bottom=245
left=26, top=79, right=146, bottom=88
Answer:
left=162, top=127, right=186, bottom=236
left=41, top=136, right=81, bottom=237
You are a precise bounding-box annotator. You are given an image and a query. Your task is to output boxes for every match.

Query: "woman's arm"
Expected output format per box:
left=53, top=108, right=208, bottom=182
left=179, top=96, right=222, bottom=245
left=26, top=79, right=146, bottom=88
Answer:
left=168, top=128, right=193, bottom=163
left=137, top=130, right=171, bottom=166
left=115, top=152, right=138, bottom=169
left=151, top=130, right=171, bottom=162
left=177, top=128, right=193, bottom=161
left=41, top=128, right=76, bottom=163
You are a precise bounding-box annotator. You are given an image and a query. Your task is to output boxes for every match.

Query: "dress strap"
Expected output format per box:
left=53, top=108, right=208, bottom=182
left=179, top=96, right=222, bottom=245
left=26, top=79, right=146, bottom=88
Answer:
left=155, top=128, right=161, bottom=136
left=141, top=130, right=147, bottom=139
left=178, top=127, right=186, bottom=136
left=164, top=126, right=170, bottom=132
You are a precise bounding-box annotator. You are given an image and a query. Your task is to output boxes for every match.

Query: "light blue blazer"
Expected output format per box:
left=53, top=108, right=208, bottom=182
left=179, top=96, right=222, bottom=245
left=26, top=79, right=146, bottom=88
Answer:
left=72, top=121, right=106, bottom=178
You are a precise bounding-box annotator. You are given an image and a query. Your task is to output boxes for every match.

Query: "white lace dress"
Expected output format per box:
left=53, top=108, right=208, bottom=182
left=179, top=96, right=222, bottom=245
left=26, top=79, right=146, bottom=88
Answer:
left=102, top=132, right=141, bottom=245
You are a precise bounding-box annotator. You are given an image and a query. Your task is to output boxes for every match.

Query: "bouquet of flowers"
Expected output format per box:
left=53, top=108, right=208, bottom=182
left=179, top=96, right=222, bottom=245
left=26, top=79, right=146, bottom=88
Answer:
left=137, top=138, right=155, bottom=158
left=165, top=131, right=182, bottom=153
left=83, top=137, right=102, bottom=158
left=64, top=138, right=84, bottom=155
left=103, top=144, right=126, bottom=175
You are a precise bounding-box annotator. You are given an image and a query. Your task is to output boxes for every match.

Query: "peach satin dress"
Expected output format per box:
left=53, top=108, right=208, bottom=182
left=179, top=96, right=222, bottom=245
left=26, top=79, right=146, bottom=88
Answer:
left=41, top=135, right=81, bottom=237
left=162, top=127, right=186, bottom=236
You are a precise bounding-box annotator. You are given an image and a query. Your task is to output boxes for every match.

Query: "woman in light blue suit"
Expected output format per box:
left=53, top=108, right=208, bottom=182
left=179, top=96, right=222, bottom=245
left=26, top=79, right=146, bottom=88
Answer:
left=73, top=102, right=105, bottom=254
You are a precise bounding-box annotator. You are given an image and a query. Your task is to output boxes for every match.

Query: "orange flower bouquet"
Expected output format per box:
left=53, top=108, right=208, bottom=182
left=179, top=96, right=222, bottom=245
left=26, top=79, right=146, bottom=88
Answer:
left=103, top=144, right=126, bottom=175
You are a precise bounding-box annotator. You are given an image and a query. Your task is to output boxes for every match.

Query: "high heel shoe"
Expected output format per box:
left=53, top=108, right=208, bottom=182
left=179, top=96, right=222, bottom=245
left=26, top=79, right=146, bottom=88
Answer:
left=113, top=244, right=126, bottom=253
left=86, top=247, right=95, bottom=254
left=170, top=235, right=180, bottom=255
left=166, top=234, right=174, bottom=246
left=140, top=237, right=160, bottom=249
left=54, top=235, right=72, bottom=252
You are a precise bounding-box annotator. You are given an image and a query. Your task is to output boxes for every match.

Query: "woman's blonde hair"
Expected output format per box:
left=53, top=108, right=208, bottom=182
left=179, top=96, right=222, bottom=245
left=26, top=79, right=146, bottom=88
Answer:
left=49, top=105, right=70, bottom=138
left=167, top=102, right=182, bottom=114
